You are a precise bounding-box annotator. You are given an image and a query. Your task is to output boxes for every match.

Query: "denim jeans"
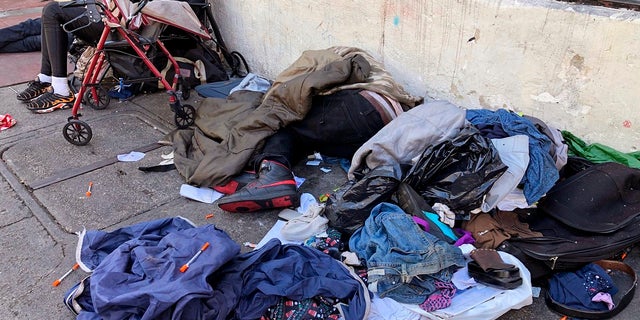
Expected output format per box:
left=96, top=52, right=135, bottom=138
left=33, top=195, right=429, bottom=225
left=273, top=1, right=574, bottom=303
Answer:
left=0, top=18, right=41, bottom=53
left=349, top=202, right=465, bottom=304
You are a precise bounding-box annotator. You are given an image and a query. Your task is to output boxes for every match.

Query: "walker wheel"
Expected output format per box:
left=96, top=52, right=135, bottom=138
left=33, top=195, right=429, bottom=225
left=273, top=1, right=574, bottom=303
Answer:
left=174, top=104, right=195, bottom=129
left=63, top=120, right=93, bottom=146
left=83, top=86, right=110, bottom=110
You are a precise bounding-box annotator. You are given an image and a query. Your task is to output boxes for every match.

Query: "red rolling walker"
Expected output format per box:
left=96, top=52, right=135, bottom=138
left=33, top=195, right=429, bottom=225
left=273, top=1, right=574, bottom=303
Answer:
left=62, top=0, right=212, bottom=145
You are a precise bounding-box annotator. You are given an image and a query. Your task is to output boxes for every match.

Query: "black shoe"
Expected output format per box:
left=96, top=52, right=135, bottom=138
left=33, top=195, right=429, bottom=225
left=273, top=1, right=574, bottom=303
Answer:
left=213, top=170, right=257, bottom=195
left=468, top=249, right=522, bottom=290
left=217, top=160, right=299, bottom=213
left=467, top=261, right=522, bottom=290
left=26, top=91, right=75, bottom=113
left=17, top=79, right=51, bottom=102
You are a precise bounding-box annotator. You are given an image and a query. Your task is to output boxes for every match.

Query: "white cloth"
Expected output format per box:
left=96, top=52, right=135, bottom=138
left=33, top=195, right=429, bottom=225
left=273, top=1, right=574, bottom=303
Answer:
left=369, top=295, right=428, bottom=320
left=279, top=203, right=328, bottom=241
left=432, top=203, right=456, bottom=228
left=496, top=189, right=530, bottom=211
left=481, top=135, right=530, bottom=212
left=348, top=101, right=468, bottom=180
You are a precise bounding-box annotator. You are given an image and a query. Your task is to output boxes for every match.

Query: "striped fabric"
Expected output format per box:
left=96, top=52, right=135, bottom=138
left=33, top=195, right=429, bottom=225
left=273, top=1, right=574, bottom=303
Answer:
left=359, top=90, right=403, bottom=124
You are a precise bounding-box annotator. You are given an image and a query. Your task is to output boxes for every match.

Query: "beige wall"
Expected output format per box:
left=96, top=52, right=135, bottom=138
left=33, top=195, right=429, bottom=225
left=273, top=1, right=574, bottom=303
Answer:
left=211, top=0, right=640, bottom=152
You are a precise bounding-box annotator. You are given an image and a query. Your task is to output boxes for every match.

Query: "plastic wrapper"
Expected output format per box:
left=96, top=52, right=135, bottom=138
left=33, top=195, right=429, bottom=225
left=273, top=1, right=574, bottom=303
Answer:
left=403, top=125, right=507, bottom=219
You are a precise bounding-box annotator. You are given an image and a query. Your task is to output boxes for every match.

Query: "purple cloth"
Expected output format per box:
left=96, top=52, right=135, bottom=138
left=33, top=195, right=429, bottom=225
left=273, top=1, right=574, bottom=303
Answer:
left=454, top=228, right=475, bottom=246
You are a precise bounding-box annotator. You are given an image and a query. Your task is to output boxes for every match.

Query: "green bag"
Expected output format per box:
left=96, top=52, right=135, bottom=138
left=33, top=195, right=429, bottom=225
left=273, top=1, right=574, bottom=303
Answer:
left=561, top=130, right=640, bottom=169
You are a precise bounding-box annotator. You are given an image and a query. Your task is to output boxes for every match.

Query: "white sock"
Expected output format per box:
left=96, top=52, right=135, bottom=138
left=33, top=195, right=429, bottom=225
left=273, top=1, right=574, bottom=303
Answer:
left=38, top=74, right=52, bottom=83
left=52, top=77, right=70, bottom=96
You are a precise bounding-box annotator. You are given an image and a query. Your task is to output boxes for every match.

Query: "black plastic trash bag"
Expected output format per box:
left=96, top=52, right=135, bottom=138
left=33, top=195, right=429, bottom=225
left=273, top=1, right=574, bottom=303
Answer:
left=403, top=125, right=507, bottom=219
left=325, top=167, right=400, bottom=235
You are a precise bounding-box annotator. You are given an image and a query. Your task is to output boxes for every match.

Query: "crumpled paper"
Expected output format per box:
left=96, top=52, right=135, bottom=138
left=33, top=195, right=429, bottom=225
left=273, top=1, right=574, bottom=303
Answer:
left=117, top=151, right=145, bottom=162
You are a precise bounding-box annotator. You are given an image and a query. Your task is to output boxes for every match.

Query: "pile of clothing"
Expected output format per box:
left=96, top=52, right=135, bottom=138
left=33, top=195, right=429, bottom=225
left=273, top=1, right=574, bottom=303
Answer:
left=66, top=217, right=370, bottom=320
left=63, top=45, right=640, bottom=319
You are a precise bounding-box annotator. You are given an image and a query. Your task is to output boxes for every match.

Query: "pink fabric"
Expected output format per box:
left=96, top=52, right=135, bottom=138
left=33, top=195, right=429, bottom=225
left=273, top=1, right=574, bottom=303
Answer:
left=592, top=292, right=615, bottom=310
left=0, top=114, right=16, bottom=131
left=419, top=280, right=456, bottom=312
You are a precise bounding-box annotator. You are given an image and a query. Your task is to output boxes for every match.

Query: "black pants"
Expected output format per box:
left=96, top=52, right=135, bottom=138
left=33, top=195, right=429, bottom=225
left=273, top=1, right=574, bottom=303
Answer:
left=41, top=1, right=103, bottom=77
left=252, top=89, right=385, bottom=168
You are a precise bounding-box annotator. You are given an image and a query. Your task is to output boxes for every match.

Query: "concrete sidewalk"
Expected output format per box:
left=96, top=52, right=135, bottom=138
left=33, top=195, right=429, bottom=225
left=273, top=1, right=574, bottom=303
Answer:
left=0, top=2, right=638, bottom=320
left=2, top=86, right=639, bottom=320
left=0, top=84, right=343, bottom=318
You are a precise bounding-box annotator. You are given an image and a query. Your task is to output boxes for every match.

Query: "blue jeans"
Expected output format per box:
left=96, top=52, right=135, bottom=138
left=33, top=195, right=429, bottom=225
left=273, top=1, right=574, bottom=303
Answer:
left=349, top=202, right=465, bottom=304
left=0, top=18, right=41, bottom=53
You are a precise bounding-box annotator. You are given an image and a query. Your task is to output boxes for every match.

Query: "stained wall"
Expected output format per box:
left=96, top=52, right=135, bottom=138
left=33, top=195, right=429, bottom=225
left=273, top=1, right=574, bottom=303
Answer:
left=211, top=0, right=640, bottom=152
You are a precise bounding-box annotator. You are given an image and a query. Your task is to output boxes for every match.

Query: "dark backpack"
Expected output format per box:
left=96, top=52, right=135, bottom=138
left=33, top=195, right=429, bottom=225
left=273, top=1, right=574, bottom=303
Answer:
left=498, top=210, right=639, bottom=281
left=498, top=162, right=640, bottom=280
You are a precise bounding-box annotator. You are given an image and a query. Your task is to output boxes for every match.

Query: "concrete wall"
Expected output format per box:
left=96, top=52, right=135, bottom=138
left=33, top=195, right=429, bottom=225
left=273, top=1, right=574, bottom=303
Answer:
left=211, top=0, right=640, bottom=152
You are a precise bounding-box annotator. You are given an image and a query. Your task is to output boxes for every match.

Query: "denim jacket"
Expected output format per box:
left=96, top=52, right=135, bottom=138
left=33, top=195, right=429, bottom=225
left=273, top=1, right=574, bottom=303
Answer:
left=349, top=202, right=465, bottom=303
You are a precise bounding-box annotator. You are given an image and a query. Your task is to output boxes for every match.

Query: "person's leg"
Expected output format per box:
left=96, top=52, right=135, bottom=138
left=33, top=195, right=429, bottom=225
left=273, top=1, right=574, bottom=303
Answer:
left=40, top=2, right=102, bottom=74
left=0, top=35, right=41, bottom=53
left=213, top=129, right=296, bottom=195
left=289, top=89, right=386, bottom=158
left=13, top=19, right=49, bottom=102
left=26, top=2, right=104, bottom=113
left=15, top=10, right=57, bottom=101
left=217, top=90, right=387, bottom=213
left=16, top=24, right=52, bottom=103
left=249, top=128, right=298, bottom=169
left=0, top=18, right=41, bottom=51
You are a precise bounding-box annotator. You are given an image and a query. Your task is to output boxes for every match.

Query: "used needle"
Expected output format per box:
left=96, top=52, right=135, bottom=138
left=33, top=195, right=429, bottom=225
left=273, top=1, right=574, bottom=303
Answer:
left=86, top=181, right=93, bottom=197
left=52, top=263, right=80, bottom=287
left=180, top=242, right=210, bottom=273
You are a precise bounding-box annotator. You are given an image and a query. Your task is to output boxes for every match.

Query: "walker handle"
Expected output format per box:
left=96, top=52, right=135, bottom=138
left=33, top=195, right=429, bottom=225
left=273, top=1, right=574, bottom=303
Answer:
left=130, top=0, right=150, bottom=18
